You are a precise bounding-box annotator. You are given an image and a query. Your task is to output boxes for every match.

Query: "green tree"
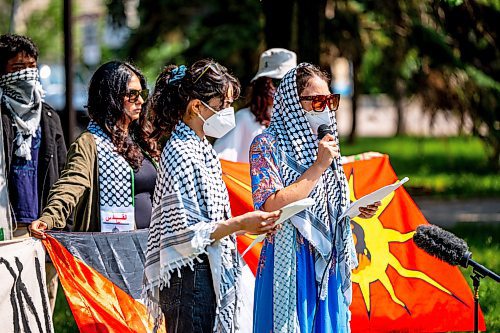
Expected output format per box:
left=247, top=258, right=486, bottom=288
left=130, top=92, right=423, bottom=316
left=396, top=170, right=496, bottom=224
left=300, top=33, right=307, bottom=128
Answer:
left=107, top=0, right=500, bottom=169
left=25, top=0, right=64, bottom=63
left=108, top=0, right=263, bottom=86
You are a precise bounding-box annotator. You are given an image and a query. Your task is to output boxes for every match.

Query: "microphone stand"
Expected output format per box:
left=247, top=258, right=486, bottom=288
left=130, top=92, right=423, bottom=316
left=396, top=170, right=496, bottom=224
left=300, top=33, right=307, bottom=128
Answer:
left=471, top=269, right=485, bottom=333
left=461, top=251, right=500, bottom=333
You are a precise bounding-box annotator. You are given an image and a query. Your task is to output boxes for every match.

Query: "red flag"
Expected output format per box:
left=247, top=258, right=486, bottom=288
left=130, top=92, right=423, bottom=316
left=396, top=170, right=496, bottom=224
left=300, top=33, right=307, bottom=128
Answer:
left=42, top=235, right=164, bottom=333
left=221, top=160, right=263, bottom=275
left=221, top=156, right=485, bottom=332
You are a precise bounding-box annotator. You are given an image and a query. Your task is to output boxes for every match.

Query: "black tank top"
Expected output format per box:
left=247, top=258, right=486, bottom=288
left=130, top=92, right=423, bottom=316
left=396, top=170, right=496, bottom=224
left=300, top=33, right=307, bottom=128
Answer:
left=134, top=158, right=157, bottom=229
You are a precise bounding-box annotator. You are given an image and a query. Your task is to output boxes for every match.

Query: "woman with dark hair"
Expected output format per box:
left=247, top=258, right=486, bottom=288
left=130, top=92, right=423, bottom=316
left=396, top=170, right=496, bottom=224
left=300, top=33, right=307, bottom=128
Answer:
left=213, top=48, right=297, bottom=163
left=29, top=60, right=160, bottom=235
left=250, top=63, right=380, bottom=332
left=143, top=59, right=281, bottom=333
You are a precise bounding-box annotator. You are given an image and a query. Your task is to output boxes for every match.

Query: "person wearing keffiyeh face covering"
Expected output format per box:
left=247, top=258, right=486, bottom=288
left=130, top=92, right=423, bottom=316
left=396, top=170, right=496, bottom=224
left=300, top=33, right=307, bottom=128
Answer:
left=143, top=59, right=281, bottom=333
left=0, top=34, right=67, bottom=313
left=249, top=63, right=381, bottom=333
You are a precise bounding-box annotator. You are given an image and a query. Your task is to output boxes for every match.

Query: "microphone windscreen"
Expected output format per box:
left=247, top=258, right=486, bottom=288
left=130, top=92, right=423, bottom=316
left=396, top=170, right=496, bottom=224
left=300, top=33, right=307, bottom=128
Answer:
left=317, top=124, right=333, bottom=140
left=413, top=224, right=469, bottom=266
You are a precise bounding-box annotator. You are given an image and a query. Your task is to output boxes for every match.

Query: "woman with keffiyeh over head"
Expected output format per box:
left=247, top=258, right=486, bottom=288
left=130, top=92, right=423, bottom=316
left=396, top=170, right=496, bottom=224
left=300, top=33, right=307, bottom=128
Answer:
left=143, top=59, right=281, bottom=333
left=250, top=63, right=381, bottom=333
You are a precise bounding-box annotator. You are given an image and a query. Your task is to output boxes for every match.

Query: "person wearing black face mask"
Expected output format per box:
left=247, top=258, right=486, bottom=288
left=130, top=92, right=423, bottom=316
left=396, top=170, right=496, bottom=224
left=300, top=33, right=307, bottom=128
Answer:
left=0, top=33, right=67, bottom=313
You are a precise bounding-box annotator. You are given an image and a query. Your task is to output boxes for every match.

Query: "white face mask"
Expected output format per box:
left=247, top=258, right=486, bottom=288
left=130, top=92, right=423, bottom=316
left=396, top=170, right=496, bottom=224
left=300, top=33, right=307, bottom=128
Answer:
left=197, top=101, right=236, bottom=138
left=304, top=106, right=332, bottom=135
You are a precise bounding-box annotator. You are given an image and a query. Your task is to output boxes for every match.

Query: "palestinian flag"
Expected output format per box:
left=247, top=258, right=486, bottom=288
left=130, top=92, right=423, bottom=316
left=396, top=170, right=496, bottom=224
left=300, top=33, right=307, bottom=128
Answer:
left=43, top=231, right=164, bottom=333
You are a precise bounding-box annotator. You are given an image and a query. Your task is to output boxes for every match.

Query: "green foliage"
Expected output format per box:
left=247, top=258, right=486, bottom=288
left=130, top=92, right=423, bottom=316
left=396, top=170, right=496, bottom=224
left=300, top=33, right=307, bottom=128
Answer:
left=52, top=285, right=78, bottom=332
left=0, top=0, right=12, bottom=33
left=24, top=0, right=63, bottom=63
left=107, top=0, right=264, bottom=87
left=341, top=136, right=500, bottom=198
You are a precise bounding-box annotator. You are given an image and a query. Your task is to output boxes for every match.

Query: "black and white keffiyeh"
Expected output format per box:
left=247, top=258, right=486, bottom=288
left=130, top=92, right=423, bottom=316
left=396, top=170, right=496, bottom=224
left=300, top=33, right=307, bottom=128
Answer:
left=87, top=120, right=135, bottom=232
left=0, top=67, right=43, bottom=160
left=143, top=121, right=242, bottom=333
left=265, top=63, right=357, bottom=331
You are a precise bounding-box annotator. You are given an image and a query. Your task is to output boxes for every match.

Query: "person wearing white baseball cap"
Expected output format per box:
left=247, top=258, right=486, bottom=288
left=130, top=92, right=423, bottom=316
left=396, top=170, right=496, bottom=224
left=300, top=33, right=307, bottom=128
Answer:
left=213, top=48, right=297, bottom=163
left=252, top=48, right=298, bottom=81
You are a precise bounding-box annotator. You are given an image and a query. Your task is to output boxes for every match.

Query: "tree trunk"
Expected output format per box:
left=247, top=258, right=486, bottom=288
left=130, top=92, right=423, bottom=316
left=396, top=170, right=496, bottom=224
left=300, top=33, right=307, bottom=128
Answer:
left=297, top=0, right=325, bottom=64
left=348, top=60, right=359, bottom=144
left=262, top=0, right=294, bottom=49
left=395, top=79, right=405, bottom=135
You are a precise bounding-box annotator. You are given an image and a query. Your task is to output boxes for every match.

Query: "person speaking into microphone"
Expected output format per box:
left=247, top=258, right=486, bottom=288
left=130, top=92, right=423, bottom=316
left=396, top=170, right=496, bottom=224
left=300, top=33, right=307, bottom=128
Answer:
left=249, top=63, right=380, bottom=333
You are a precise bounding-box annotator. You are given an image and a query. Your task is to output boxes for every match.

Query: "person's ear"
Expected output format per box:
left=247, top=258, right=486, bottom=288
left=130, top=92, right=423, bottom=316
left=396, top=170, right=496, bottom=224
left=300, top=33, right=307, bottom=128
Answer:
left=186, top=99, right=202, bottom=119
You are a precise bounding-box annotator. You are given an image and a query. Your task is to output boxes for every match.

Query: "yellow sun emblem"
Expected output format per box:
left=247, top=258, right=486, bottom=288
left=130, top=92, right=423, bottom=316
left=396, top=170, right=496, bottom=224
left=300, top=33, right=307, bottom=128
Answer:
left=348, top=174, right=453, bottom=316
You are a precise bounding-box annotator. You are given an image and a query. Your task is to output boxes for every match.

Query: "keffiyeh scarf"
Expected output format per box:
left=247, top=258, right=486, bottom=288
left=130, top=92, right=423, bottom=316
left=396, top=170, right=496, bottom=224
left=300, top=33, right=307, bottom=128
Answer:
left=87, top=120, right=135, bottom=232
left=0, top=68, right=43, bottom=160
left=143, top=121, right=241, bottom=333
left=266, top=63, right=357, bottom=332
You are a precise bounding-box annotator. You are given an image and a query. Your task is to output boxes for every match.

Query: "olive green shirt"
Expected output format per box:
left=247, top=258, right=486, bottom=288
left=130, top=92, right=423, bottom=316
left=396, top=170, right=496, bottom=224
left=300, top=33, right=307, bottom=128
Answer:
left=38, top=131, right=100, bottom=231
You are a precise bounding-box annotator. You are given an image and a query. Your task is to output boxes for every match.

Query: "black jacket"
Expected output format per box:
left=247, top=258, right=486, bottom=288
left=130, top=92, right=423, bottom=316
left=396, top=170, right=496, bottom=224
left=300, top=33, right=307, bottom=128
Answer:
left=2, top=102, right=67, bottom=215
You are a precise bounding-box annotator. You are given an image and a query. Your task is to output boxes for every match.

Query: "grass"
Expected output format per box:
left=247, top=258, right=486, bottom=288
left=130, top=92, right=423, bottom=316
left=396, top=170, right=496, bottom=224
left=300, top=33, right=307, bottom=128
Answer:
left=450, top=222, right=500, bottom=333
left=52, top=285, right=77, bottom=332
left=340, top=136, right=500, bottom=198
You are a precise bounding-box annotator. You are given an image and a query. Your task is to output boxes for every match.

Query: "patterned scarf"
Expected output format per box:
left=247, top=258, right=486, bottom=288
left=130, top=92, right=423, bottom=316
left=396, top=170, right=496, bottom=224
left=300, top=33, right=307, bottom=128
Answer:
left=143, top=121, right=241, bottom=333
left=265, top=63, right=357, bottom=332
left=0, top=68, right=43, bottom=160
left=87, top=120, right=135, bottom=232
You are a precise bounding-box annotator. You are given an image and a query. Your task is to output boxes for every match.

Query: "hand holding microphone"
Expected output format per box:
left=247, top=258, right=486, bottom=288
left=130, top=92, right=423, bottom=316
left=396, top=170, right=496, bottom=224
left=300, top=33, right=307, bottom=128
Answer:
left=315, top=124, right=339, bottom=172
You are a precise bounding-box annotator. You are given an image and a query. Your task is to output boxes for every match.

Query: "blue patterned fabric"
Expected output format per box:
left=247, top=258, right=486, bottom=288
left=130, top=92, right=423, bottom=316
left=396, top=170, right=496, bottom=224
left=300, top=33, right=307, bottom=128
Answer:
left=250, top=133, right=350, bottom=333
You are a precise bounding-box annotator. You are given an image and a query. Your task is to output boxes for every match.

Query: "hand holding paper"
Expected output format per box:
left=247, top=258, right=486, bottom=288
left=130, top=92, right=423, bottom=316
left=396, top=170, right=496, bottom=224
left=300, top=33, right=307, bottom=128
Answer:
left=341, top=177, right=409, bottom=219
left=241, top=197, right=315, bottom=256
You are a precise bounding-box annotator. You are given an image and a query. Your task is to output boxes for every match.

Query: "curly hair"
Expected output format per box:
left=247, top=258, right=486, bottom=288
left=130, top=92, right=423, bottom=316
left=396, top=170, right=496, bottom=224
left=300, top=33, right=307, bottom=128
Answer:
left=86, top=61, right=160, bottom=170
left=296, top=64, right=331, bottom=96
left=246, top=77, right=275, bottom=127
left=0, top=34, right=39, bottom=75
left=149, top=59, right=241, bottom=139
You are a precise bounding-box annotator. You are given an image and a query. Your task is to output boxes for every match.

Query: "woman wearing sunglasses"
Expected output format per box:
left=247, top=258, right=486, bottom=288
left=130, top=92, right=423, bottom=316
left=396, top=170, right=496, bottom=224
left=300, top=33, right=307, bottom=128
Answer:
left=250, top=63, right=380, bottom=332
left=29, top=60, right=160, bottom=236
left=142, top=59, right=281, bottom=333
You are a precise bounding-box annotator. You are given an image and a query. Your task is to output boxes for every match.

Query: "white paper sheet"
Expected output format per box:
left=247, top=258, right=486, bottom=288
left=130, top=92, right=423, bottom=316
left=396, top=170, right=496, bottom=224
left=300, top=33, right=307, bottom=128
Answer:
left=340, top=177, right=409, bottom=219
left=241, top=197, right=315, bottom=256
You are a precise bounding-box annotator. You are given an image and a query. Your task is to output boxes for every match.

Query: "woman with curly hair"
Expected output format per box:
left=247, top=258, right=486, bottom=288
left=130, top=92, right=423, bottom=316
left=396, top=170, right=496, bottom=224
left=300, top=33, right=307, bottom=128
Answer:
left=143, top=59, right=281, bottom=333
left=29, top=60, right=160, bottom=236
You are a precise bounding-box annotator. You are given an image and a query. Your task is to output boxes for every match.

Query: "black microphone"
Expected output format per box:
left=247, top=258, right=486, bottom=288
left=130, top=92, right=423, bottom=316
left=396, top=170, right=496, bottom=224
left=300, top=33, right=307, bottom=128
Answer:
left=413, top=224, right=500, bottom=282
left=317, top=124, right=337, bottom=171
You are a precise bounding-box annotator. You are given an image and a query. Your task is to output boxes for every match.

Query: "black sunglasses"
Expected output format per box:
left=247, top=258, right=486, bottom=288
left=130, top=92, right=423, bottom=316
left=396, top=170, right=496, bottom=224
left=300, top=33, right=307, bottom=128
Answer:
left=299, top=93, right=340, bottom=112
left=126, top=89, right=149, bottom=103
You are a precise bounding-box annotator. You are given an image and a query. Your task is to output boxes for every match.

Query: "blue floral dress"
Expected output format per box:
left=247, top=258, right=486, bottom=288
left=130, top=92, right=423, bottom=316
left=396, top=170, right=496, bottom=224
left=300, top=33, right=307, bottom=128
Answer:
left=250, top=133, right=350, bottom=333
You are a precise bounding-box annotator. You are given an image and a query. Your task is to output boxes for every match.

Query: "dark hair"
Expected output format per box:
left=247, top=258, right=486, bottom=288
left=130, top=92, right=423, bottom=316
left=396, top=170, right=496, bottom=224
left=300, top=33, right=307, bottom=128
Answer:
left=150, top=59, right=241, bottom=139
left=246, top=77, right=275, bottom=127
left=87, top=61, right=159, bottom=169
left=296, top=64, right=330, bottom=96
left=0, top=34, right=39, bottom=75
